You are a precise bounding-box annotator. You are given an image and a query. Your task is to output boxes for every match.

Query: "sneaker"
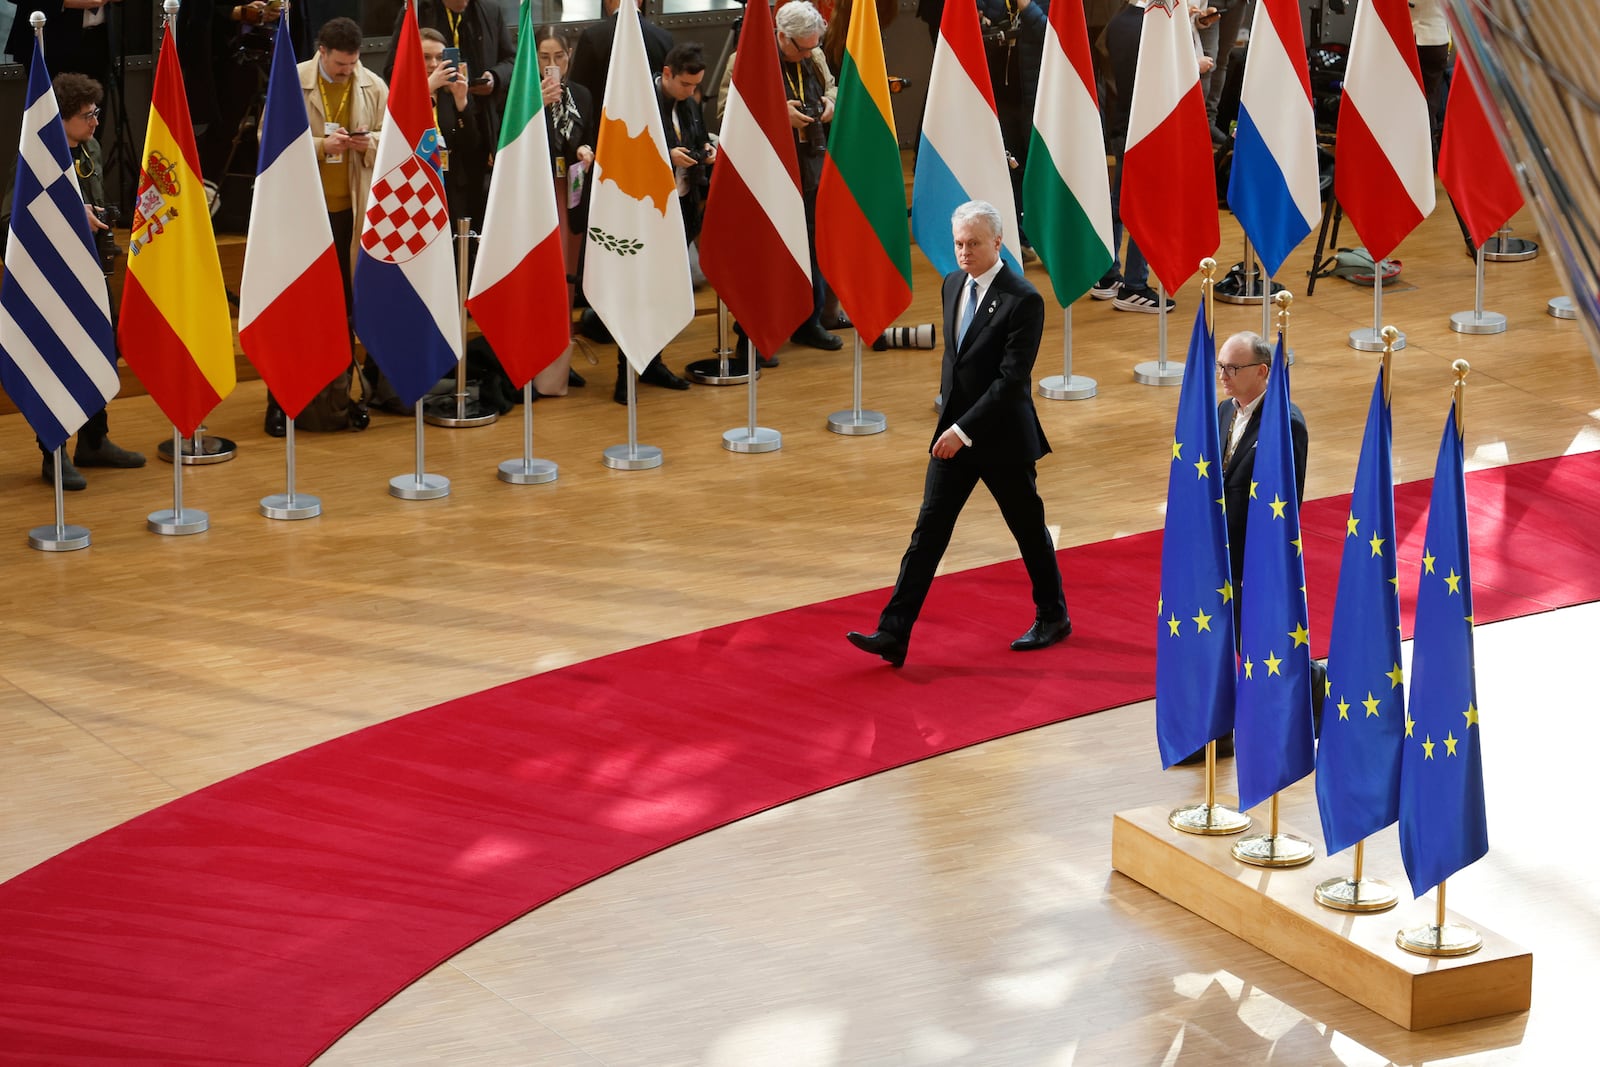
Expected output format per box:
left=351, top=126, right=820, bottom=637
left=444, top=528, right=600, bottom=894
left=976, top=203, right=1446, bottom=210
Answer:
left=1089, top=271, right=1122, bottom=300
left=42, top=454, right=87, bottom=491
left=73, top=438, right=147, bottom=468
left=1112, top=284, right=1176, bottom=314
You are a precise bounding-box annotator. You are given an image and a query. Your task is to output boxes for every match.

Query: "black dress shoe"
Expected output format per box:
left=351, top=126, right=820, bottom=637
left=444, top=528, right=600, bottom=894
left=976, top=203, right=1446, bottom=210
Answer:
left=1010, top=618, right=1072, bottom=651
left=846, top=630, right=907, bottom=668
left=791, top=324, right=844, bottom=351
left=821, top=309, right=852, bottom=331
left=568, top=368, right=586, bottom=387
left=640, top=358, right=691, bottom=390
left=264, top=404, right=287, bottom=438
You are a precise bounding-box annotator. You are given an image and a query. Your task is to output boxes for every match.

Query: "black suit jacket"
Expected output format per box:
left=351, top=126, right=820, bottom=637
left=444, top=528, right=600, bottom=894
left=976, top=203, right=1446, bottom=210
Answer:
left=936, top=264, right=1050, bottom=464
left=1219, top=397, right=1309, bottom=582
left=569, top=12, right=674, bottom=115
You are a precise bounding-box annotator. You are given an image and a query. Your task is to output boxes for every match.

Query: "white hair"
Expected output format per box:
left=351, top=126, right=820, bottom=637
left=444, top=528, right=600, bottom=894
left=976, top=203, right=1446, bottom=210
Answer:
left=950, top=200, right=1003, bottom=240
left=776, top=1, right=826, bottom=41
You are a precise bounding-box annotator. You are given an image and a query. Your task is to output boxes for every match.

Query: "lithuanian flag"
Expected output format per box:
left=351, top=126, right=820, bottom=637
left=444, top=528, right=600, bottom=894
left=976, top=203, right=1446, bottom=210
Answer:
left=117, top=29, right=235, bottom=437
left=816, top=0, right=911, bottom=343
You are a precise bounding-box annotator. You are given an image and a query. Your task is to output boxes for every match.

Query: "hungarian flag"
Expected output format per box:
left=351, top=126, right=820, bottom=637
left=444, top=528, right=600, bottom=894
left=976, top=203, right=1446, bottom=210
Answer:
left=582, top=6, right=693, bottom=373
left=117, top=27, right=235, bottom=437
left=1022, top=0, right=1113, bottom=307
left=239, top=14, right=350, bottom=419
left=816, top=0, right=912, bottom=343
left=353, top=1, right=461, bottom=407
left=1439, top=56, right=1524, bottom=248
left=1335, top=0, right=1435, bottom=261
left=1121, top=0, right=1219, bottom=293
left=1227, top=0, right=1320, bottom=278
left=698, top=0, right=811, bottom=359
left=911, top=0, right=1021, bottom=276
left=467, top=0, right=570, bottom=387
left=0, top=34, right=119, bottom=452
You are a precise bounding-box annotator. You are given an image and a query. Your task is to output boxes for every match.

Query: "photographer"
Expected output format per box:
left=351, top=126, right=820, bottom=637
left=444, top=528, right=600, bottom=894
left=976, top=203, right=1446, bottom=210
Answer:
left=26, top=74, right=146, bottom=488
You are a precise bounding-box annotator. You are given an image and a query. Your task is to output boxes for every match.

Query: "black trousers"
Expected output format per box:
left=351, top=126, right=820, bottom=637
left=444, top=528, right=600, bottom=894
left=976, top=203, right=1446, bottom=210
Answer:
left=878, top=449, right=1067, bottom=640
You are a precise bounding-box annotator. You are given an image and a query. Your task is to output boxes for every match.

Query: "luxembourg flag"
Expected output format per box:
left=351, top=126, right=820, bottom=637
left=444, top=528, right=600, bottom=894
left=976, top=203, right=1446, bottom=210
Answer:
left=910, top=0, right=1020, bottom=275
left=466, top=0, right=570, bottom=387
left=1335, top=0, right=1435, bottom=261
left=1227, top=0, right=1319, bottom=278
left=352, top=1, right=461, bottom=406
left=239, top=14, right=350, bottom=419
left=1122, top=0, right=1219, bottom=293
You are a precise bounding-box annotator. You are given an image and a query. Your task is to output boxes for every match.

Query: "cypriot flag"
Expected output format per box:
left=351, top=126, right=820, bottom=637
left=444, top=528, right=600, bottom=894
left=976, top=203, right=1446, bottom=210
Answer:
left=582, top=6, right=693, bottom=373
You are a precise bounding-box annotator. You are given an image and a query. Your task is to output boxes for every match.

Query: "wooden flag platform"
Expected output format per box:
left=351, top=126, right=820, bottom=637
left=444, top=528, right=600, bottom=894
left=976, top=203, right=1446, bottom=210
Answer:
left=1111, top=805, right=1532, bottom=1030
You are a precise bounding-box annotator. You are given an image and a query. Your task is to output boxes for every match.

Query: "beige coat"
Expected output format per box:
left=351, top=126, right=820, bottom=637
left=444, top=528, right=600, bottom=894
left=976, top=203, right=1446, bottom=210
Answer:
left=298, top=58, right=389, bottom=227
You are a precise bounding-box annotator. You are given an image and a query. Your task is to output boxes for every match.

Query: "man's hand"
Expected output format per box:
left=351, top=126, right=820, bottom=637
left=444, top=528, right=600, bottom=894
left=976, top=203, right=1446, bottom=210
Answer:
left=786, top=97, right=814, bottom=130
left=346, top=130, right=372, bottom=153
left=819, top=96, right=834, bottom=123
left=323, top=127, right=352, bottom=153
left=931, top=427, right=966, bottom=460
left=84, top=204, right=108, bottom=232
left=468, top=72, right=494, bottom=97
left=700, top=142, right=717, bottom=166
left=669, top=145, right=698, bottom=168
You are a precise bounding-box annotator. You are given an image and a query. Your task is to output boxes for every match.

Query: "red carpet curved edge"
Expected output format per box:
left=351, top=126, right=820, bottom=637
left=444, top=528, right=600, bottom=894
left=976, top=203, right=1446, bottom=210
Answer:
left=2, top=451, right=1597, bottom=1064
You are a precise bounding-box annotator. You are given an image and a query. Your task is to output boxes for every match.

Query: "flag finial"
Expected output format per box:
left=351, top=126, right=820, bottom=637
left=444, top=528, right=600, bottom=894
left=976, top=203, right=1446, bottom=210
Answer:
left=1200, top=257, right=1216, bottom=335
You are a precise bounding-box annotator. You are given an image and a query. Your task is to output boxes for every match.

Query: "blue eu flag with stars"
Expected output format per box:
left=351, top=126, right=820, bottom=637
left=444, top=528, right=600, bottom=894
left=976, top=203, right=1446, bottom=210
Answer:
left=1398, top=402, right=1488, bottom=897
left=1234, top=336, right=1315, bottom=812
left=1316, top=372, right=1405, bottom=855
left=1155, top=307, right=1236, bottom=767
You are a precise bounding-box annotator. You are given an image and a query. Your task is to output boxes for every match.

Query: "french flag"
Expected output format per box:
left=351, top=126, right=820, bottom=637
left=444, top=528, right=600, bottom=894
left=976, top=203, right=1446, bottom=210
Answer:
left=910, top=0, right=1021, bottom=274
left=1122, top=0, right=1219, bottom=293
left=239, top=15, right=350, bottom=419
left=352, top=2, right=461, bottom=407
left=1335, top=0, right=1435, bottom=262
left=1227, top=0, right=1319, bottom=279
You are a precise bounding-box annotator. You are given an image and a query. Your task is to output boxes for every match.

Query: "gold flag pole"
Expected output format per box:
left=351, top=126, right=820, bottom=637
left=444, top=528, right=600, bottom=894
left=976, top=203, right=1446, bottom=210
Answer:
left=1316, top=324, right=1403, bottom=910
left=1232, top=286, right=1314, bottom=868
left=1168, top=258, right=1250, bottom=838
left=1396, top=360, right=1483, bottom=957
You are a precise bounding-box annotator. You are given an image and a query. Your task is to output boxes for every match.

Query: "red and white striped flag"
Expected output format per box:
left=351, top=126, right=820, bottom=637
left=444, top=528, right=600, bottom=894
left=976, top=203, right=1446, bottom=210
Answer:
left=239, top=16, right=349, bottom=417
left=1439, top=55, right=1523, bottom=248
left=1335, top=0, right=1435, bottom=260
left=698, top=0, right=811, bottom=357
left=1121, top=0, right=1218, bottom=292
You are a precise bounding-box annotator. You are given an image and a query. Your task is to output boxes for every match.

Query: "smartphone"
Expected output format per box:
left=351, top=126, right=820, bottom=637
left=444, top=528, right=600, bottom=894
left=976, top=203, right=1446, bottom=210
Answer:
left=544, top=64, right=561, bottom=86
left=441, top=46, right=461, bottom=81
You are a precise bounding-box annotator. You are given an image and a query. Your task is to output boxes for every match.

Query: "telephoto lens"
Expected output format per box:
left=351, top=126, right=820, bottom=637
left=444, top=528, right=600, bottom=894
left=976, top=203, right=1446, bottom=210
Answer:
left=872, top=324, right=936, bottom=351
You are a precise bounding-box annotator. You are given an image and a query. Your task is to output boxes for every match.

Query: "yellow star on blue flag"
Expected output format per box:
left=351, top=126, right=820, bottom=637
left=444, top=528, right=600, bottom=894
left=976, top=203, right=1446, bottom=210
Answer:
left=1399, top=401, right=1488, bottom=897
left=1155, top=307, right=1236, bottom=767
left=1316, top=373, right=1405, bottom=855
left=1234, top=335, right=1315, bottom=812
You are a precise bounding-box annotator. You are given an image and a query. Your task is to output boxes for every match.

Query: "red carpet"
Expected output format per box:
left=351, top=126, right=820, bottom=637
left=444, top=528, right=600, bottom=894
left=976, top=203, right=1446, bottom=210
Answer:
left=2, top=451, right=1597, bottom=1064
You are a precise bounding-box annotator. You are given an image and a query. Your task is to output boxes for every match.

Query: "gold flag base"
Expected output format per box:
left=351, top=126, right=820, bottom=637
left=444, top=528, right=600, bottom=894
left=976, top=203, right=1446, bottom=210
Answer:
left=1168, top=802, right=1250, bottom=835
left=1315, top=875, right=1400, bottom=912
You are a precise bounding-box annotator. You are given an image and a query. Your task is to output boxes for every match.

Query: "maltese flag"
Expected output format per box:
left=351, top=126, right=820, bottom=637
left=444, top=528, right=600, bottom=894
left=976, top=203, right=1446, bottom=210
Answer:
left=1335, top=0, right=1435, bottom=260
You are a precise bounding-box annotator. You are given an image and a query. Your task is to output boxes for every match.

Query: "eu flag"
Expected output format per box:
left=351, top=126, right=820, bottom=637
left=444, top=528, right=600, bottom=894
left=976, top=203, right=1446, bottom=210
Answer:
left=1155, top=307, right=1236, bottom=767
left=1234, top=336, right=1315, bottom=811
left=1316, top=372, right=1405, bottom=855
left=1398, top=403, right=1488, bottom=897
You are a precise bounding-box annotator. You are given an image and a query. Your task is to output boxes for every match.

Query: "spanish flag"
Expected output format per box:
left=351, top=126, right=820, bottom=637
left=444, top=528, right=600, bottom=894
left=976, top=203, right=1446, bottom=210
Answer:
left=117, top=28, right=235, bottom=436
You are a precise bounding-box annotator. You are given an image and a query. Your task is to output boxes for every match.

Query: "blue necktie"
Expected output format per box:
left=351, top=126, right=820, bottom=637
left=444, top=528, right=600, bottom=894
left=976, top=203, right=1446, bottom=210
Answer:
left=957, top=278, right=978, bottom=347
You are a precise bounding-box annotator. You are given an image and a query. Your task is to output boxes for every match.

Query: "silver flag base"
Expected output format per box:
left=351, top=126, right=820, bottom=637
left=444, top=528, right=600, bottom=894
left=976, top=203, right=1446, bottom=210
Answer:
left=28, top=523, right=90, bottom=552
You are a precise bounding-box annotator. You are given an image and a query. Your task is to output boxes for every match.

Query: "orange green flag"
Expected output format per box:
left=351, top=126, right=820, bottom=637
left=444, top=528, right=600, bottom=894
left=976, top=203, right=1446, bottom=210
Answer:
left=816, top=0, right=911, bottom=342
left=117, top=27, right=235, bottom=436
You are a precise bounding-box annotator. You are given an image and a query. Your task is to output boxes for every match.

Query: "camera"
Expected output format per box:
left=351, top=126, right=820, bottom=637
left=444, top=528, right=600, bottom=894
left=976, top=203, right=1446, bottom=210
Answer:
left=796, top=101, right=826, bottom=152
left=872, top=323, right=937, bottom=351
left=92, top=205, right=121, bottom=275
left=981, top=15, right=1020, bottom=48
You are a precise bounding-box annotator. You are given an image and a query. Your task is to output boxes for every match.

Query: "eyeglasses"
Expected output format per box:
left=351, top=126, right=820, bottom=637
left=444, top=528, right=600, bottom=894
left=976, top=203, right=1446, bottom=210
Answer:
left=78, top=108, right=101, bottom=122
left=1216, top=361, right=1267, bottom=377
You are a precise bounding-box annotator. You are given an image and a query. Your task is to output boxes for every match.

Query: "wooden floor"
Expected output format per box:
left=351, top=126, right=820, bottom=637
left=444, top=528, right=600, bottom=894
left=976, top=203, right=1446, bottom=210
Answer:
left=3, top=195, right=1599, bottom=1064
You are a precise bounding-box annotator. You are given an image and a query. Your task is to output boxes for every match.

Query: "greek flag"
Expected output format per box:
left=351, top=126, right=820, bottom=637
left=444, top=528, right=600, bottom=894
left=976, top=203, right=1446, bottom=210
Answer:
left=0, top=37, right=118, bottom=452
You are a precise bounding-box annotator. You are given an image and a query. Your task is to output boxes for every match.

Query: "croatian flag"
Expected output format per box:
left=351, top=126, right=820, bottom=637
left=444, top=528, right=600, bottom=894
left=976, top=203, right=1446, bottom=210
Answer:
left=0, top=34, right=119, bottom=452
left=352, top=1, right=461, bottom=406
left=239, top=14, right=350, bottom=419
left=910, top=0, right=1020, bottom=275
left=1227, top=0, right=1319, bottom=278
left=1122, top=0, right=1219, bottom=292
left=1335, top=0, right=1434, bottom=261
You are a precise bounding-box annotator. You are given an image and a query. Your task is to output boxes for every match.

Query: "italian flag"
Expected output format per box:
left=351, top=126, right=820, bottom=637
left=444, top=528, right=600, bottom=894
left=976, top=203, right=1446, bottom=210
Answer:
left=1022, top=0, right=1114, bottom=308
left=466, top=0, right=570, bottom=386
left=815, top=0, right=911, bottom=343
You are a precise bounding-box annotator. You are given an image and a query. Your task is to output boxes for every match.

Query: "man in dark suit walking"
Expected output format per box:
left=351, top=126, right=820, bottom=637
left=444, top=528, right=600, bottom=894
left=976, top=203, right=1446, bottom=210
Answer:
left=847, top=201, right=1070, bottom=668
